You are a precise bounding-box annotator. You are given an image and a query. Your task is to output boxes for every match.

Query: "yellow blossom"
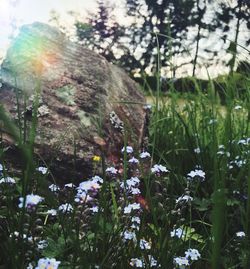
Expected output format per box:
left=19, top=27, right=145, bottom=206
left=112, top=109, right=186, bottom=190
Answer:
left=93, top=155, right=101, bottom=162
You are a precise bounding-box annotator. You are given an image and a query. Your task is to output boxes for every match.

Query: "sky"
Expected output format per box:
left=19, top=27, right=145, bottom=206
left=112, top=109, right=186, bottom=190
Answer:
left=0, top=0, right=113, bottom=59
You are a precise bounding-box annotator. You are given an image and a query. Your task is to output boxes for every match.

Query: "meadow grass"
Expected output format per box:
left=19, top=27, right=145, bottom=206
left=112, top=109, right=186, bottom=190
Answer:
left=0, top=71, right=249, bottom=269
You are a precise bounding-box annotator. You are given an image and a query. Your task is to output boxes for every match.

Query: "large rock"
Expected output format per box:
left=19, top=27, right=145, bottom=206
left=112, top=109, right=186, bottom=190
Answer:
left=0, top=22, right=146, bottom=182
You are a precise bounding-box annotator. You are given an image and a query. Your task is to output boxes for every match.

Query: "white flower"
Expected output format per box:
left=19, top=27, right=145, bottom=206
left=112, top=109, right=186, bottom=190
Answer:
left=37, top=240, right=48, bottom=250
left=148, top=255, right=159, bottom=267
left=128, top=157, right=139, bottom=164
left=194, top=148, right=200, bottom=154
left=58, top=203, right=73, bottom=213
left=208, top=119, right=217, bottom=125
left=48, top=184, right=60, bottom=192
left=0, top=164, right=3, bottom=171
left=0, top=176, right=16, bottom=184
left=151, top=164, right=169, bottom=174
left=124, top=203, right=141, bottom=214
left=185, top=248, right=201, bottom=261
left=129, top=258, right=144, bottom=268
left=47, top=209, right=57, bottom=216
left=75, top=191, right=92, bottom=203
left=105, top=167, right=118, bottom=174
left=176, top=195, right=193, bottom=204
left=238, top=138, right=250, bottom=145
left=92, top=175, right=103, bottom=184
left=139, top=239, right=151, bottom=250
left=35, top=257, right=60, bottom=269
left=10, top=231, right=32, bottom=242
left=143, top=104, right=152, bottom=110
left=170, top=228, right=185, bottom=239
left=234, top=105, right=242, bottom=110
left=187, top=169, right=205, bottom=181
left=132, top=216, right=141, bottom=224
left=27, top=263, right=33, bottom=269
left=236, top=231, right=245, bottom=237
left=121, top=177, right=140, bottom=189
left=123, top=230, right=136, bottom=241
left=36, top=166, right=48, bottom=175
left=64, top=183, right=76, bottom=188
left=174, top=256, right=189, bottom=266
left=78, top=180, right=101, bottom=192
left=18, top=194, right=43, bottom=209
left=140, top=151, right=151, bottom=159
left=90, top=206, right=99, bottom=213
left=121, top=146, right=133, bottom=154
left=130, top=187, right=141, bottom=195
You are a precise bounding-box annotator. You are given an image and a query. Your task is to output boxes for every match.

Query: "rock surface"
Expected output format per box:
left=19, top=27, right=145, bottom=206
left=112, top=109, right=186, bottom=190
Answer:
left=0, top=22, right=146, bottom=182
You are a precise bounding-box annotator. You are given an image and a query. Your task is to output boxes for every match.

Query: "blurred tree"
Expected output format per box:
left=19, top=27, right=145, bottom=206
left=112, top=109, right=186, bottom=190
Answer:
left=75, top=0, right=124, bottom=63
left=191, top=0, right=217, bottom=76
left=124, top=0, right=197, bottom=75
left=216, top=0, right=250, bottom=73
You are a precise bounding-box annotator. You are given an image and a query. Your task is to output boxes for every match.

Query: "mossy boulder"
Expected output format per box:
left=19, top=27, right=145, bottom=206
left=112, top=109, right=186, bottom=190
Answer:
left=0, top=22, right=146, bottom=182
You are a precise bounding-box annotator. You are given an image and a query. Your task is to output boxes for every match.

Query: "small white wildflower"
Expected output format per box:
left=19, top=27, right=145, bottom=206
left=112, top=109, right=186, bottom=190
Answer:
left=174, top=256, right=189, bottom=267
left=185, top=248, right=201, bottom=261
left=27, top=263, right=33, bottom=269
left=90, top=206, right=99, bottom=213
left=128, top=157, right=139, bottom=164
left=124, top=203, right=141, bottom=214
left=238, top=138, right=250, bottom=145
left=0, top=176, right=16, bottom=184
left=236, top=231, right=245, bottom=237
left=10, top=231, right=32, bottom=241
left=105, top=167, right=118, bottom=175
left=48, top=184, right=60, bottom=192
left=131, top=224, right=140, bottom=230
left=194, top=148, right=200, bottom=154
left=151, top=164, right=169, bottom=174
left=187, top=169, right=205, bottom=181
left=127, top=177, right=140, bottom=187
left=64, top=183, right=76, bottom=188
left=47, top=209, right=57, bottom=216
left=0, top=164, right=3, bottom=171
left=208, top=119, right=217, bottom=125
left=129, top=258, right=144, bottom=268
left=234, top=105, right=242, bottom=110
left=143, top=104, right=152, bottom=110
left=217, top=150, right=230, bottom=157
left=132, top=216, right=141, bottom=224
left=130, top=187, right=141, bottom=195
left=176, top=195, right=193, bottom=204
left=140, top=151, right=151, bottom=159
left=123, top=230, right=137, bottom=241
left=34, top=257, right=60, bottom=269
left=148, top=255, right=159, bottom=267
left=18, top=194, right=43, bottom=209
left=74, top=191, right=92, bottom=203
left=37, top=240, right=48, bottom=250
left=170, top=228, right=185, bottom=239
left=58, top=203, right=73, bottom=213
left=36, top=166, right=48, bottom=175
left=92, top=175, right=103, bottom=184
left=139, top=239, right=151, bottom=250
left=78, top=180, right=101, bottom=192
left=121, top=146, right=133, bottom=154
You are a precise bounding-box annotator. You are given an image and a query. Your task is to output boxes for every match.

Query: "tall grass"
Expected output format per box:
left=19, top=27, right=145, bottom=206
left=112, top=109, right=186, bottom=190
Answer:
left=149, top=71, right=250, bottom=268
left=0, top=46, right=250, bottom=269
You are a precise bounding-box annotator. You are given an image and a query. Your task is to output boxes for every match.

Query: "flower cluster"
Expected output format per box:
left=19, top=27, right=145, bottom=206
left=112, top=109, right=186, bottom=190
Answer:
left=18, top=194, right=44, bottom=211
